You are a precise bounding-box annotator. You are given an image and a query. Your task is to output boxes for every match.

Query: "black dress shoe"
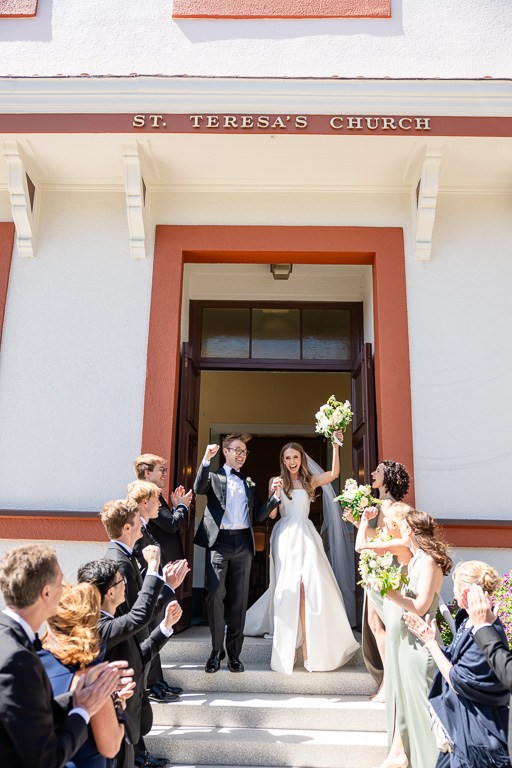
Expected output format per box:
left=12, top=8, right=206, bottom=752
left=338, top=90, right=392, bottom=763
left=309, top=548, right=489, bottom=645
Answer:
left=205, top=648, right=226, bottom=673
left=155, top=680, right=184, bottom=695
left=146, top=684, right=180, bottom=703
left=227, top=655, right=245, bottom=673
left=138, top=749, right=169, bottom=767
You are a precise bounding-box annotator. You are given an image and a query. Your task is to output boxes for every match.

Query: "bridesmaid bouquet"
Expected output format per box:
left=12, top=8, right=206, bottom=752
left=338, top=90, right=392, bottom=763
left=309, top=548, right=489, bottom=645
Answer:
left=315, top=395, right=353, bottom=446
left=334, top=478, right=380, bottom=523
left=358, top=533, right=408, bottom=596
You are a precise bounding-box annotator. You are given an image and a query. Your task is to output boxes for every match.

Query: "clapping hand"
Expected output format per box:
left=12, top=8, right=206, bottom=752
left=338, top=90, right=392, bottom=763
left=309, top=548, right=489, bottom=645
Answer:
left=163, top=558, right=190, bottom=590
left=175, top=488, right=193, bottom=508
left=203, top=444, right=220, bottom=462
left=403, top=612, right=437, bottom=648
left=142, top=544, right=161, bottom=572
left=73, top=662, right=127, bottom=717
left=163, top=600, right=183, bottom=631
left=467, top=583, right=496, bottom=627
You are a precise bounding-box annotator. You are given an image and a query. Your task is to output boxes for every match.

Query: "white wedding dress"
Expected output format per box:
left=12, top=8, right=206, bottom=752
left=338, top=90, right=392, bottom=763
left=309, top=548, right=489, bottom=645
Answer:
left=244, top=488, right=359, bottom=675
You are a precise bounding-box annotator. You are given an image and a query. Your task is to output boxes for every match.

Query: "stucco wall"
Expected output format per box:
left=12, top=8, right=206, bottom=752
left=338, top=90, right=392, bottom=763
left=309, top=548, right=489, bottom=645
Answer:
left=0, top=0, right=510, bottom=78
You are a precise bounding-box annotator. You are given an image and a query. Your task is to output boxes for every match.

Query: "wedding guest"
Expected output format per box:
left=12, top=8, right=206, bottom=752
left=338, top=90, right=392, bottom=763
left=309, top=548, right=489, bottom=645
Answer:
left=0, top=543, right=123, bottom=768
left=382, top=510, right=452, bottom=768
left=348, top=461, right=410, bottom=701
left=405, top=561, right=511, bottom=768
left=78, top=552, right=184, bottom=768
left=39, top=583, right=127, bottom=768
left=469, top=582, right=512, bottom=762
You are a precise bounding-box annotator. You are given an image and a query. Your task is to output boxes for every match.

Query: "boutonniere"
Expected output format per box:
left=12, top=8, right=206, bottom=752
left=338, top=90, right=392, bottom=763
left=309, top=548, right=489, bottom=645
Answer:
left=245, top=477, right=255, bottom=488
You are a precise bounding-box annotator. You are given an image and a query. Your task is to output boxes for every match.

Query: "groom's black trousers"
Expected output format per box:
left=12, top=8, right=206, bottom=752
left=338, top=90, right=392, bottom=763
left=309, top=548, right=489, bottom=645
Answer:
left=205, top=528, right=253, bottom=659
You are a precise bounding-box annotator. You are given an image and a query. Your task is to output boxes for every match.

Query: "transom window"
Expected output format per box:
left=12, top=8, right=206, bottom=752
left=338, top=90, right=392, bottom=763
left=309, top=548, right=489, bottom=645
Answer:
left=190, top=301, right=363, bottom=371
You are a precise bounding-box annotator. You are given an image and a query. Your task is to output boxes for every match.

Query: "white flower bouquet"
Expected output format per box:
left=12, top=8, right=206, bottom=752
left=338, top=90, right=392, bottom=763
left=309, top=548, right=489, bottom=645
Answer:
left=315, top=395, right=353, bottom=446
left=358, top=533, right=408, bottom=596
left=334, top=478, right=380, bottom=524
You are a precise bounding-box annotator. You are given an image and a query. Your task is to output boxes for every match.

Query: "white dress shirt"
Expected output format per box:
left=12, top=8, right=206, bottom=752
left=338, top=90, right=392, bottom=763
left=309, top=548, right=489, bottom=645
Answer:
left=2, top=608, right=90, bottom=724
left=221, top=462, right=251, bottom=529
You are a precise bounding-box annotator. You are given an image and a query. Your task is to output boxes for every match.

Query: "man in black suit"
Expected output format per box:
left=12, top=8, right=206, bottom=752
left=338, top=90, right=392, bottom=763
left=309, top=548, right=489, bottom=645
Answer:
left=194, top=433, right=281, bottom=673
left=100, top=499, right=189, bottom=767
left=78, top=548, right=183, bottom=768
left=133, top=453, right=193, bottom=564
left=0, top=543, right=123, bottom=768
left=469, top=583, right=512, bottom=761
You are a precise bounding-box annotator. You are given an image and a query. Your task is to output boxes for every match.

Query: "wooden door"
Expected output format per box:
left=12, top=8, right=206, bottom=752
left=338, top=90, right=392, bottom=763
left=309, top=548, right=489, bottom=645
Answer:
left=174, top=341, right=200, bottom=630
left=351, top=342, right=377, bottom=485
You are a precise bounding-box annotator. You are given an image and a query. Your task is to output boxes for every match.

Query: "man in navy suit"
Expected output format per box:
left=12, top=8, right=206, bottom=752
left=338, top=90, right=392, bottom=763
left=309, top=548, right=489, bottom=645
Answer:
left=194, top=433, right=281, bottom=673
left=0, top=543, right=124, bottom=768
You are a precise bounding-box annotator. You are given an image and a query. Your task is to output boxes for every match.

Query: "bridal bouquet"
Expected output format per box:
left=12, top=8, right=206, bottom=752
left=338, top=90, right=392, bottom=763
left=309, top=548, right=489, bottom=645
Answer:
left=358, top=533, right=408, bottom=596
left=334, top=478, right=380, bottom=524
left=315, top=395, right=353, bottom=446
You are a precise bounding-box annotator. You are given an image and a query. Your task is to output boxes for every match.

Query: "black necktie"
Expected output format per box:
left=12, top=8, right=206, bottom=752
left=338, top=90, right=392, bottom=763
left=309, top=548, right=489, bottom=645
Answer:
left=33, top=633, right=42, bottom=651
left=230, top=469, right=243, bottom=479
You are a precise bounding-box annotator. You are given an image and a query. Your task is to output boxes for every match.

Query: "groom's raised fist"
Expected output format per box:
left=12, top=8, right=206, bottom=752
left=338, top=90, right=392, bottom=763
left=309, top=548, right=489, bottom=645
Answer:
left=204, top=444, right=220, bottom=462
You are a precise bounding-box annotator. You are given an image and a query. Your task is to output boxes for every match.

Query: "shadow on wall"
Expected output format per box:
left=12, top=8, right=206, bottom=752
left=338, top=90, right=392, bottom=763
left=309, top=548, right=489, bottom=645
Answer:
left=0, top=0, right=53, bottom=43
left=174, top=0, right=403, bottom=44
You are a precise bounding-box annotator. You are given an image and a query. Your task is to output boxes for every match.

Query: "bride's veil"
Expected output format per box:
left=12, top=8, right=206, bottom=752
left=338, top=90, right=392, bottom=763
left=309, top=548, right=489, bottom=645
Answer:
left=306, top=453, right=357, bottom=627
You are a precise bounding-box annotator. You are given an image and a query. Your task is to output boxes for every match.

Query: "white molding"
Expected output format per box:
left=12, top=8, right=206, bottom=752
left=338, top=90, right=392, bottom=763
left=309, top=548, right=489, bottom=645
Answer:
left=414, top=145, right=443, bottom=261
left=0, top=77, right=512, bottom=116
left=122, top=142, right=147, bottom=259
left=3, top=141, right=37, bottom=258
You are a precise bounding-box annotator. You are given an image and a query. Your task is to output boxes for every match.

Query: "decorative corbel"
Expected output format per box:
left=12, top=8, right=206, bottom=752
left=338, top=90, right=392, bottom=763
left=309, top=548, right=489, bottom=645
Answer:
left=122, top=143, right=147, bottom=259
left=415, top=146, right=443, bottom=261
left=3, top=141, right=37, bottom=258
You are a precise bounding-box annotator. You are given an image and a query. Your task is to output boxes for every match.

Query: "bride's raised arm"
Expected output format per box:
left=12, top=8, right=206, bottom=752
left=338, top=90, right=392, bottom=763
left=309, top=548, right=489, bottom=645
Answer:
left=311, top=429, right=344, bottom=488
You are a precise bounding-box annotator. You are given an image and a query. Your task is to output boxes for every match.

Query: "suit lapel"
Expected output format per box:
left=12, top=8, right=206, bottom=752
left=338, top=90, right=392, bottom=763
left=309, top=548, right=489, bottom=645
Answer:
left=217, top=469, right=227, bottom=509
left=0, top=613, right=38, bottom=653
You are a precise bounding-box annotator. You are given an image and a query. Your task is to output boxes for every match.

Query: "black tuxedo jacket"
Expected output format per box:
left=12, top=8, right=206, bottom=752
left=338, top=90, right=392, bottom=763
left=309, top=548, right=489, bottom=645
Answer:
left=474, top=623, right=512, bottom=760
left=103, top=541, right=174, bottom=644
left=133, top=524, right=163, bottom=576
left=98, top=574, right=170, bottom=744
left=193, top=463, right=279, bottom=553
left=147, top=494, right=186, bottom=563
left=0, top=613, right=88, bottom=768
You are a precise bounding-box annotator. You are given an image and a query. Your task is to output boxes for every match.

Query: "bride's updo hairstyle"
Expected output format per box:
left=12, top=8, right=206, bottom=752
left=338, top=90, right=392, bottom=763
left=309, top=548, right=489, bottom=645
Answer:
left=42, top=583, right=102, bottom=669
left=280, top=442, right=316, bottom=501
left=405, top=510, right=453, bottom=576
left=453, top=560, right=500, bottom=596
left=381, top=461, right=410, bottom=501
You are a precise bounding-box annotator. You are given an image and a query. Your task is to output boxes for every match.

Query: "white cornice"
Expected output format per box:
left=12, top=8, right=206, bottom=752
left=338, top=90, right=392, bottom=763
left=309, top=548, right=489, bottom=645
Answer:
left=0, top=77, right=511, bottom=116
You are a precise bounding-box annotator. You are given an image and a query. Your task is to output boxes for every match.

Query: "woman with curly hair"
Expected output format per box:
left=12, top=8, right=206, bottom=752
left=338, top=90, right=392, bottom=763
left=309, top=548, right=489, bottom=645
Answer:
left=347, top=460, right=410, bottom=702
left=39, top=583, right=126, bottom=768
left=380, top=510, right=453, bottom=768
left=245, top=434, right=359, bottom=675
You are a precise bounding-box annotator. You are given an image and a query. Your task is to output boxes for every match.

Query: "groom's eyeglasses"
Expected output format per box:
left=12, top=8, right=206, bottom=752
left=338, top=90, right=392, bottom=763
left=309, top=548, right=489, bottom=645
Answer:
left=226, top=447, right=250, bottom=457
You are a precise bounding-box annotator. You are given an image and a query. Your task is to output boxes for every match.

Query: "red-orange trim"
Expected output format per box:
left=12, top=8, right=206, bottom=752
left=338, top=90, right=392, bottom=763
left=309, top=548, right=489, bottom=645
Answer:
left=0, top=223, right=15, bottom=350
left=141, top=225, right=415, bottom=504
left=172, top=0, right=390, bottom=19
left=0, top=516, right=107, bottom=542
left=0, top=0, right=38, bottom=17
left=1, top=114, right=512, bottom=137
left=437, top=522, right=512, bottom=549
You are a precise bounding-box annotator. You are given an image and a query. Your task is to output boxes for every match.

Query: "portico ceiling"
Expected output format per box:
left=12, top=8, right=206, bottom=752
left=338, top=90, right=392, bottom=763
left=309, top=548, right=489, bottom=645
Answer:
left=1, top=133, right=512, bottom=193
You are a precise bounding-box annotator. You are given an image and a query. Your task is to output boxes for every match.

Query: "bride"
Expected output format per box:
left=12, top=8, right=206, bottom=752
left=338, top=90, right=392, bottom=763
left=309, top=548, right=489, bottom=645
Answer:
left=245, top=432, right=359, bottom=675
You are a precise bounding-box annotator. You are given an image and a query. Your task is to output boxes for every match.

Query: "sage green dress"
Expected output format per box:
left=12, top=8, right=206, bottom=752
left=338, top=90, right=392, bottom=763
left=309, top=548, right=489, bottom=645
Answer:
left=361, top=513, right=385, bottom=684
left=384, top=549, right=439, bottom=768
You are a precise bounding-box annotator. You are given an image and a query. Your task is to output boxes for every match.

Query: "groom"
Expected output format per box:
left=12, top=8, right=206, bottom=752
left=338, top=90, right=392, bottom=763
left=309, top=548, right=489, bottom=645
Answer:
left=194, top=433, right=281, bottom=673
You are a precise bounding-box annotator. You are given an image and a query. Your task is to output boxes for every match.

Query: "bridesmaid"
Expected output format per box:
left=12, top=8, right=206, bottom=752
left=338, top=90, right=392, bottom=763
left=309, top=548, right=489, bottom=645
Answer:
left=347, top=460, right=410, bottom=702
left=382, top=510, right=452, bottom=768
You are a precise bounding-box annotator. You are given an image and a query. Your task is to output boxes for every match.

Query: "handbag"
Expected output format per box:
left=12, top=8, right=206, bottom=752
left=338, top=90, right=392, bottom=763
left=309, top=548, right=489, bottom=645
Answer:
left=428, top=702, right=454, bottom=753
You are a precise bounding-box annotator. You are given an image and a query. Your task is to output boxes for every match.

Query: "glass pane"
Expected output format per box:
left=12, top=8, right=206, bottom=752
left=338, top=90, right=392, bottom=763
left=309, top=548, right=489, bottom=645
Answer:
left=252, top=309, right=300, bottom=359
left=201, top=308, right=250, bottom=358
left=302, top=309, right=351, bottom=360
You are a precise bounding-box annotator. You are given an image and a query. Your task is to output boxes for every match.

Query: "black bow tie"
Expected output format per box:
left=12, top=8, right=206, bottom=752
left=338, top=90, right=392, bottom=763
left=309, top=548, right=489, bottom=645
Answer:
left=33, top=633, right=42, bottom=652
left=230, top=469, right=243, bottom=479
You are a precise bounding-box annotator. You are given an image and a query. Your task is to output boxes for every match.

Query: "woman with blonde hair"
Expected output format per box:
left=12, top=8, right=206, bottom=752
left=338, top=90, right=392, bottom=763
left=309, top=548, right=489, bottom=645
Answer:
left=39, top=583, right=127, bottom=768
left=405, top=560, right=511, bottom=768
left=245, top=434, right=359, bottom=675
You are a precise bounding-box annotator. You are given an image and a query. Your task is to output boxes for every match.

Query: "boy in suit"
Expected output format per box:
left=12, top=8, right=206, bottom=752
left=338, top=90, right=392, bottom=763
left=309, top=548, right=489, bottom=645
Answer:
left=194, top=433, right=281, bottom=673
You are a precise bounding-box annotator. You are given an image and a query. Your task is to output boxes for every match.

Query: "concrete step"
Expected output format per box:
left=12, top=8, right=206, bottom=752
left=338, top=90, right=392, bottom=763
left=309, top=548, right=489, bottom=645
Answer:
left=151, top=692, right=386, bottom=732
left=163, top=625, right=364, bottom=667
left=146, top=725, right=388, bottom=768
left=163, top=661, right=377, bottom=696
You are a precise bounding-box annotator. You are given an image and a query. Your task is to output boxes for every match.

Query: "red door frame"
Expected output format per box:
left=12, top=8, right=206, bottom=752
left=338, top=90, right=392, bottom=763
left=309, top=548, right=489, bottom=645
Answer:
left=141, top=224, right=415, bottom=504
